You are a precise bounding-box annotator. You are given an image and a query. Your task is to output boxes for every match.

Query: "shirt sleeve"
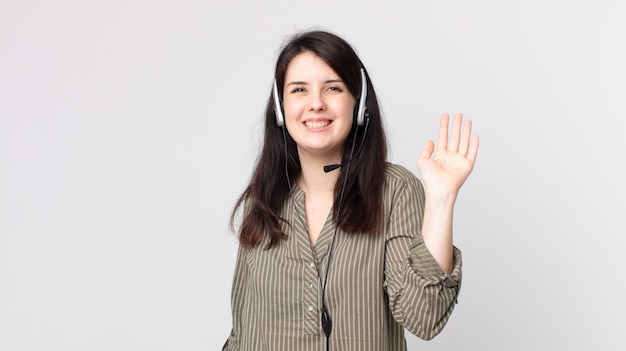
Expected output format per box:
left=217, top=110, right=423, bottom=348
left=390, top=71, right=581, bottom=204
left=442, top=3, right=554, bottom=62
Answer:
left=222, top=245, right=248, bottom=351
left=383, top=174, right=462, bottom=340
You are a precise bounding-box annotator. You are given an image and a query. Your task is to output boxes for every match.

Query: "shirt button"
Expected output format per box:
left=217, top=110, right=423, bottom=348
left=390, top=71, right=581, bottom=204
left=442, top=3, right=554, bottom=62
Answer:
left=307, top=306, right=314, bottom=312
left=308, top=282, right=314, bottom=288
left=309, top=262, right=315, bottom=268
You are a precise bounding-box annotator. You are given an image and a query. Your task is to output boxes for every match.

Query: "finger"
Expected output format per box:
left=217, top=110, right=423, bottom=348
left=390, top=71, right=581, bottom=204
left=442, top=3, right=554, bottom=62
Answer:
left=448, top=113, right=463, bottom=152
left=420, top=140, right=435, bottom=160
left=459, top=119, right=472, bottom=157
left=467, top=135, right=480, bottom=163
left=437, top=114, right=450, bottom=151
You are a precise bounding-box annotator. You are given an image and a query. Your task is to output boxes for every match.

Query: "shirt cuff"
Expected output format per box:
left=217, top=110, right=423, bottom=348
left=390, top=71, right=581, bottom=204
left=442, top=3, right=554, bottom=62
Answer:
left=408, top=238, right=462, bottom=288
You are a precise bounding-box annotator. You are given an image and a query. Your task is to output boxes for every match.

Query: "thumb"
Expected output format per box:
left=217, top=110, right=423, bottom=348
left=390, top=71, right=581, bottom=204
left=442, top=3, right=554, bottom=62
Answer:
left=420, top=140, right=435, bottom=160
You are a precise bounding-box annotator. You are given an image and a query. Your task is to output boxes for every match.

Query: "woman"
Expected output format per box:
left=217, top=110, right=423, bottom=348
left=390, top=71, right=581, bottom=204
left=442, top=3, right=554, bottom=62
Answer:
left=223, top=30, right=479, bottom=351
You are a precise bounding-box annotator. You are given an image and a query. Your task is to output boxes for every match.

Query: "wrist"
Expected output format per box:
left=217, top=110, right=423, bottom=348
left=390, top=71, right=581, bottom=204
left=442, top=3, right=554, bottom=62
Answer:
left=424, top=187, right=458, bottom=206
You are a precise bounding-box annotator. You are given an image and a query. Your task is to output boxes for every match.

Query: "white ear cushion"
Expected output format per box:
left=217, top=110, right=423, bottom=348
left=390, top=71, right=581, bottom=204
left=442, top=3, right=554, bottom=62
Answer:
left=273, top=80, right=284, bottom=126
left=356, top=68, right=368, bottom=126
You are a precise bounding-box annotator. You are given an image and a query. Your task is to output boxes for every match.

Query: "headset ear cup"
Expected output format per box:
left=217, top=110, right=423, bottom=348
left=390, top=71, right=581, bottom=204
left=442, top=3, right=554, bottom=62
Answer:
left=355, top=68, right=368, bottom=126
left=273, top=80, right=284, bottom=127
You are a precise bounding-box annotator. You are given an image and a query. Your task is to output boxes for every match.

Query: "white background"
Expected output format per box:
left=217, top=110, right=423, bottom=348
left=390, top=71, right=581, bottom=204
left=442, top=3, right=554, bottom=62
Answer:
left=2, top=0, right=625, bottom=350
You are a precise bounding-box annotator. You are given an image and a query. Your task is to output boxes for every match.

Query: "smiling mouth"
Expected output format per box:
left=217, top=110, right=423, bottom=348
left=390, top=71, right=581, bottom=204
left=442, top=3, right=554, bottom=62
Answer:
left=304, top=120, right=331, bottom=129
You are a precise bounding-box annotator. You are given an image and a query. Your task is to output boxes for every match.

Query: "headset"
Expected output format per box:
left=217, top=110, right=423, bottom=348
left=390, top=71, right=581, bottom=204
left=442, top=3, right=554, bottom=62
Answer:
left=272, top=68, right=369, bottom=127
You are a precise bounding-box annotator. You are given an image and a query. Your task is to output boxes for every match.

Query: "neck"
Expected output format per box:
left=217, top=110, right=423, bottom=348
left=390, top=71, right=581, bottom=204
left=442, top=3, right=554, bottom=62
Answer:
left=297, top=152, right=341, bottom=195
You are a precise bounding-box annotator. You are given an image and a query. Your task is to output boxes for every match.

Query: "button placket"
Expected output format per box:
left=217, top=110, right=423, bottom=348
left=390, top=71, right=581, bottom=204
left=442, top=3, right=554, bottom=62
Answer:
left=302, top=260, right=319, bottom=335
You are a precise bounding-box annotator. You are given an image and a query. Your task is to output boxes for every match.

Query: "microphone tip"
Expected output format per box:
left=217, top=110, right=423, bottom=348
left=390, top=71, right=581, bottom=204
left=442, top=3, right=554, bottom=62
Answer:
left=323, top=164, right=340, bottom=173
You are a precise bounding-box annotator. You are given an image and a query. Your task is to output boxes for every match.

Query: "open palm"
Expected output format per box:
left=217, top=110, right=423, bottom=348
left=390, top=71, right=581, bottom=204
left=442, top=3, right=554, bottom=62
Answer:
left=417, top=113, right=479, bottom=195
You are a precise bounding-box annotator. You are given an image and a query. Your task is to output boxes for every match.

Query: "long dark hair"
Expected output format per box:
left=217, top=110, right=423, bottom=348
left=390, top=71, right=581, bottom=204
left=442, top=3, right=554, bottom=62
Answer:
left=232, top=30, right=388, bottom=249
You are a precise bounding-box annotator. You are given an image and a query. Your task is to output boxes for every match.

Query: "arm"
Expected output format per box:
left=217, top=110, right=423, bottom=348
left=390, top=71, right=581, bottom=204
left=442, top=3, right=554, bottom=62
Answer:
left=418, top=113, right=479, bottom=273
left=382, top=113, right=478, bottom=339
left=222, top=246, right=248, bottom=351
left=384, top=173, right=462, bottom=340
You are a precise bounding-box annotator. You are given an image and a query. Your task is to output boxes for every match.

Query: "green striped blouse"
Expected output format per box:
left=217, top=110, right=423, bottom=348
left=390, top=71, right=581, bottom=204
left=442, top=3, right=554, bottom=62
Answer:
left=223, top=163, right=462, bottom=351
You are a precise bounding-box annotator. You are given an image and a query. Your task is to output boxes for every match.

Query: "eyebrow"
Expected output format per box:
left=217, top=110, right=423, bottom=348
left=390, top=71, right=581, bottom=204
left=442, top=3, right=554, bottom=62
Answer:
left=286, top=79, right=344, bottom=86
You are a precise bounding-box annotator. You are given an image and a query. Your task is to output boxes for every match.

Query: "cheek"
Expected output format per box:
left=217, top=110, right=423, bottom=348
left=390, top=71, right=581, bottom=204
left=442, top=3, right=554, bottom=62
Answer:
left=338, top=101, right=356, bottom=125
left=341, top=96, right=357, bottom=118
left=282, top=100, right=303, bottom=121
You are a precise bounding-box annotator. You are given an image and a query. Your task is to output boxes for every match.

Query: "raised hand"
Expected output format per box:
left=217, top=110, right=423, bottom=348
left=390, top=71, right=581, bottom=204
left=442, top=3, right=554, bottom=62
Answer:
left=417, top=113, right=479, bottom=197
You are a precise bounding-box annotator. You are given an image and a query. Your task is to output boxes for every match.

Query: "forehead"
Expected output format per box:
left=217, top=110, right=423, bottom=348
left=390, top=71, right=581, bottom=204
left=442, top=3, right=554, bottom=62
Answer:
left=285, top=51, right=341, bottom=82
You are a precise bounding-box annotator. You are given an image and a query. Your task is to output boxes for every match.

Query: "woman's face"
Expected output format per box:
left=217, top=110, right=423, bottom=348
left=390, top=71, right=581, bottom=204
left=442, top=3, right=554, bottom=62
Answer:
left=282, top=51, right=355, bottom=162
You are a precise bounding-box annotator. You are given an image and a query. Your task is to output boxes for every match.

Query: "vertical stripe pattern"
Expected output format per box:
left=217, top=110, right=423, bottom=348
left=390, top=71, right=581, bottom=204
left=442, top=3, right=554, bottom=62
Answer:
left=223, top=163, right=462, bottom=351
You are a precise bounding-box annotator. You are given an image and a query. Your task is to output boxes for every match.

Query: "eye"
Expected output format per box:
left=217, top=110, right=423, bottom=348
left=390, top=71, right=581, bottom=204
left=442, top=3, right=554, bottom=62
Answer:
left=290, top=87, right=306, bottom=93
left=327, top=86, right=343, bottom=93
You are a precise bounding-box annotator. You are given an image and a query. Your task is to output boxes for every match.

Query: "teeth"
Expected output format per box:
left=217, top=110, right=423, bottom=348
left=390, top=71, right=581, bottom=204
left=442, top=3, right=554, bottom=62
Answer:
left=304, top=120, right=330, bottom=128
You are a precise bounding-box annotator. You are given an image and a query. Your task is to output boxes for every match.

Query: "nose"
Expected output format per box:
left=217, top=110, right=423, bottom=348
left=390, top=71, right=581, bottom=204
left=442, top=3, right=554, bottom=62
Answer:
left=308, top=91, right=326, bottom=111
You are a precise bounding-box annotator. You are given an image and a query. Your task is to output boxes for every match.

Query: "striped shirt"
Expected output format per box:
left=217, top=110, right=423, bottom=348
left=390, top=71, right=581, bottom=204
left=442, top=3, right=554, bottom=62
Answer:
left=223, top=163, right=462, bottom=351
